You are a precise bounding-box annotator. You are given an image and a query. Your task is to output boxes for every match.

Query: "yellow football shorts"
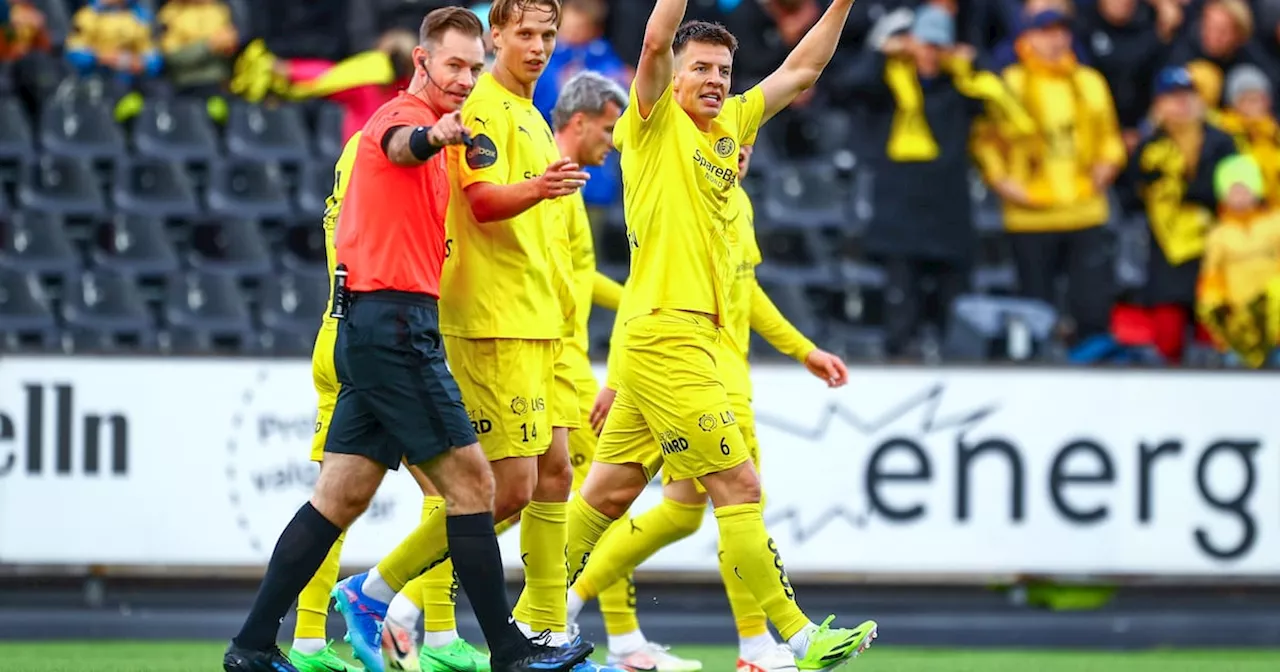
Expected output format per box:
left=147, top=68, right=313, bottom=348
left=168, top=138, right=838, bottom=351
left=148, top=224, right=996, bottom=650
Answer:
left=444, top=336, right=556, bottom=461
left=663, top=355, right=757, bottom=488
left=595, top=310, right=749, bottom=483
left=310, top=323, right=339, bottom=462
left=552, top=340, right=582, bottom=430
left=568, top=370, right=599, bottom=490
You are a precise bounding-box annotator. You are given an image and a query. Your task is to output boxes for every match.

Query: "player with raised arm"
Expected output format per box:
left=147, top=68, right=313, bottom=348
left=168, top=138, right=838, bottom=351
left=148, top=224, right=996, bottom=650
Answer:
left=331, top=1, right=610, bottom=671
left=568, top=144, right=854, bottom=672
left=563, top=1, right=878, bottom=670
left=222, top=7, right=594, bottom=672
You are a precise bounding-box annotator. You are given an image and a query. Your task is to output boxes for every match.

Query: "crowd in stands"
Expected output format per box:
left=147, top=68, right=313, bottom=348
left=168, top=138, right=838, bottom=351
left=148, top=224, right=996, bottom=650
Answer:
left=4, top=0, right=1280, bottom=368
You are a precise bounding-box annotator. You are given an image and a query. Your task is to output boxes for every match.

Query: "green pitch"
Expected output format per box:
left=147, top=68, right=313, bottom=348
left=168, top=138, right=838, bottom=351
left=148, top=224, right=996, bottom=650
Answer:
left=2, top=641, right=1280, bottom=672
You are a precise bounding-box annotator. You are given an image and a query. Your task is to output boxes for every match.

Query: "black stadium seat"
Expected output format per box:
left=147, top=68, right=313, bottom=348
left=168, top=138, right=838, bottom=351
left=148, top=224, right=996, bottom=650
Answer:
left=61, top=269, right=155, bottom=337
left=225, top=102, right=312, bottom=165
left=92, top=213, right=181, bottom=277
left=39, top=93, right=126, bottom=160
left=206, top=159, right=293, bottom=219
left=164, top=270, right=255, bottom=336
left=0, top=210, right=80, bottom=276
left=258, top=270, right=328, bottom=340
left=113, top=156, right=201, bottom=217
left=762, top=161, right=847, bottom=228
left=18, top=154, right=106, bottom=216
left=0, top=96, right=36, bottom=163
left=0, top=267, right=60, bottom=351
left=132, top=97, right=220, bottom=163
left=312, top=102, right=348, bottom=162
left=188, top=218, right=274, bottom=278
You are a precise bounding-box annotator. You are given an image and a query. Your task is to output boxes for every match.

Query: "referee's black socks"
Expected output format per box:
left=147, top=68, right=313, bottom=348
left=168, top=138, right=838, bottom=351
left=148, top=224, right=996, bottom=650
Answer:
left=233, top=502, right=342, bottom=651
left=447, top=511, right=533, bottom=664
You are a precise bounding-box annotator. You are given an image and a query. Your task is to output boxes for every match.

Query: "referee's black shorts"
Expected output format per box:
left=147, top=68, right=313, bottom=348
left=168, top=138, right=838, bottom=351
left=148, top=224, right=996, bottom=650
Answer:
left=325, top=290, right=478, bottom=469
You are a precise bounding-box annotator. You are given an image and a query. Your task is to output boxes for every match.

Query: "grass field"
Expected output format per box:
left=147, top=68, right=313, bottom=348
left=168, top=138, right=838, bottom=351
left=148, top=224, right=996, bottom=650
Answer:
left=3, top=641, right=1280, bottom=672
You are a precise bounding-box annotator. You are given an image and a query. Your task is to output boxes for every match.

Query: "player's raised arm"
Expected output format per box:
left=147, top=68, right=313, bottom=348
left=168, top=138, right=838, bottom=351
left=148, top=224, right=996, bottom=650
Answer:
left=634, top=0, right=688, bottom=118
left=758, top=0, right=855, bottom=123
left=381, top=111, right=473, bottom=167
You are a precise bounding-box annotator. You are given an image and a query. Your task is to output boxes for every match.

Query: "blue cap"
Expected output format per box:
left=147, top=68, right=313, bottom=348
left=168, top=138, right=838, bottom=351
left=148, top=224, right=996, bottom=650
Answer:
left=1154, top=66, right=1196, bottom=96
left=911, top=5, right=956, bottom=47
left=1022, top=9, right=1071, bottom=33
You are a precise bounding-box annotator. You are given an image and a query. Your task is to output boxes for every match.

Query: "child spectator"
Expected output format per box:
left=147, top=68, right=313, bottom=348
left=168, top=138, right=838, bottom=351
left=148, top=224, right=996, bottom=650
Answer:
left=1214, top=63, right=1280, bottom=206
left=157, top=0, right=239, bottom=121
left=65, top=0, right=163, bottom=120
left=1197, top=154, right=1280, bottom=367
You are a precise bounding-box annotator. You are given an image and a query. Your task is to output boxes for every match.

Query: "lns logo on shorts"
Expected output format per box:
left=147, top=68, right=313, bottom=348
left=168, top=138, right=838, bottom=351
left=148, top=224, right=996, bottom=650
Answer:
left=699, top=410, right=737, bottom=432
left=509, top=397, right=546, bottom=416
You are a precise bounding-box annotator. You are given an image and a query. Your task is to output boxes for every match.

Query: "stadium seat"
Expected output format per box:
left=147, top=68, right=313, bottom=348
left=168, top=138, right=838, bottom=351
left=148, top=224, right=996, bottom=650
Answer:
left=188, top=218, right=274, bottom=278
left=281, top=218, right=329, bottom=272
left=159, top=324, right=259, bottom=355
left=312, top=102, right=348, bottom=161
left=61, top=268, right=154, bottom=335
left=754, top=222, right=835, bottom=285
left=0, top=267, right=59, bottom=351
left=38, top=92, right=126, bottom=160
left=0, top=96, right=36, bottom=162
left=17, top=154, right=106, bottom=216
left=225, top=102, right=312, bottom=165
left=754, top=277, right=823, bottom=342
left=0, top=210, right=81, bottom=276
left=131, top=97, right=220, bottom=163
left=206, top=159, right=293, bottom=219
left=828, top=325, right=888, bottom=362
left=112, top=156, right=200, bottom=217
left=587, top=306, right=616, bottom=357
left=92, top=213, right=181, bottom=277
left=296, top=160, right=335, bottom=219
left=972, top=263, right=1018, bottom=295
left=258, top=270, right=328, bottom=340
left=164, top=270, right=255, bottom=336
left=258, top=326, right=316, bottom=356
left=942, top=294, right=1058, bottom=362
left=762, top=161, right=847, bottom=228
left=61, top=325, right=159, bottom=352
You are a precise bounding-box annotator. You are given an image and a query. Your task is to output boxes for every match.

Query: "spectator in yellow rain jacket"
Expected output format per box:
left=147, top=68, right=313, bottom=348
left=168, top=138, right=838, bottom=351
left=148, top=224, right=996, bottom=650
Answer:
left=1214, top=64, right=1280, bottom=206
left=1120, top=66, right=1239, bottom=363
left=157, top=0, right=239, bottom=110
left=65, top=0, right=161, bottom=85
left=974, top=8, right=1126, bottom=349
left=1197, top=154, right=1280, bottom=367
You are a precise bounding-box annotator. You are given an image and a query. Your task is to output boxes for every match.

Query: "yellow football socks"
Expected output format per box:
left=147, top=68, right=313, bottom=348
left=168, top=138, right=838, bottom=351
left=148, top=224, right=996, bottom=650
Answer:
left=714, top=502, right=809, bottom=640
left=512, top=500, right=568, bottom=632
left=720, top=533, right=769, bottom=638
left=573, top=499, right=704, bottom=600
left=598, top=573, right=640, bottom=636
left=420, top=559, right=458, bottom=633
left=295, top=532, right=345, bottom=640
left=375, top=495, right=447, bottom=591
left=566, top=496, right=615, bottom=587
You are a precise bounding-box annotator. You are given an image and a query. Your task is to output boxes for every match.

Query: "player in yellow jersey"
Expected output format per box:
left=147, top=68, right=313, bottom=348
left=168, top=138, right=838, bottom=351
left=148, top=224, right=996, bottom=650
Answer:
left=567, top=145, right=853, bottom=672
left=564, top=1, right=878, bottom=670
left=354, top=1, right=608, bottom=670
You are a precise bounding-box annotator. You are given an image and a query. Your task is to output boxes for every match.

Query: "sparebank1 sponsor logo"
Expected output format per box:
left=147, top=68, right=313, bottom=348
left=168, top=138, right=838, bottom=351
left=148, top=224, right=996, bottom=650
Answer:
left=224, top=368, right=398, bottom=555
left=754, top=384, right=1264, bottom=564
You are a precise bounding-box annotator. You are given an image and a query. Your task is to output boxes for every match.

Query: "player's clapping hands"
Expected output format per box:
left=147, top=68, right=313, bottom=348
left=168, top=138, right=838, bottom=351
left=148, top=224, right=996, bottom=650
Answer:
left=428, top=111, right=473, bottom=147
left=537, top=157, right=590, bottom=199
left=804, top=349, right=849, bottom=388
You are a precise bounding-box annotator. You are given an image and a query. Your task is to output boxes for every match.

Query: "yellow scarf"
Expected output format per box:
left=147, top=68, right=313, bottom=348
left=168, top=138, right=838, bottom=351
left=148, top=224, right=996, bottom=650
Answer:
left=884, top=53, right=1034, bottom=162
left=1139, top=126, right=1214, bottom=265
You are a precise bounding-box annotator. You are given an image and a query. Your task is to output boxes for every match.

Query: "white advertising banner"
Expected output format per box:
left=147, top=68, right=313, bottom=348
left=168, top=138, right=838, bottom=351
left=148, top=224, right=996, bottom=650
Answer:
left=0, top=357, right=1275, bottom=576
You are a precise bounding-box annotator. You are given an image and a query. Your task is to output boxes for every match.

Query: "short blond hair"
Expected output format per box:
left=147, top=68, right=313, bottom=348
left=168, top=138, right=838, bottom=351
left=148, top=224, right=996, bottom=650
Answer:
left=489, top=0, right=562, bottom=30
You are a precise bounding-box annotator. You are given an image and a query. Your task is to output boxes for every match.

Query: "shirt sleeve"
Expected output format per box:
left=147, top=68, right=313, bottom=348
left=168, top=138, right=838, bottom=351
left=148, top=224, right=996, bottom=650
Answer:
left=365, top=99, right=425, bottom=159
left=749, top=282, right=817, bottom=362
left=615, top=79, right=674, bottom=152
left=733, top=85, right=767, bottom=148
left=458, top=99, right=513, bottom=189
left=592, top=272, right=625, bottom=310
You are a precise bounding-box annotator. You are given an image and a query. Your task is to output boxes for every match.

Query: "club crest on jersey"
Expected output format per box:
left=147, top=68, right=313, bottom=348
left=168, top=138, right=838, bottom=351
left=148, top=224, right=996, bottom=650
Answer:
left=714, top=136, right=736, bottom=159
left=467, top=134, right=499, bottom=169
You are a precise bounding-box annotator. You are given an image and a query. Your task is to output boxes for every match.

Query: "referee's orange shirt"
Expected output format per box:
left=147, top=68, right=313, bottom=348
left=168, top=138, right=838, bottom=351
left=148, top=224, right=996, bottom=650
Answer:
left=336, top=92, right=450, bottom=297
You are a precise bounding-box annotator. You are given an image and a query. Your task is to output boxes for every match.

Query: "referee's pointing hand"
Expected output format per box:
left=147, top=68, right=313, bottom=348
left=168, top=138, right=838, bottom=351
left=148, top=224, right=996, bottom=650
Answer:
left=428, top=111, right=472, bottom=147
left=537, top=157, right=590, bottom=199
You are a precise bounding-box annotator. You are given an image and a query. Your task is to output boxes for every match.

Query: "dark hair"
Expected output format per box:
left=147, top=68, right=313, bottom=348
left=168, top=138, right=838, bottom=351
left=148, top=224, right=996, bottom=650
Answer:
left=489, top=0, right=562, bottom=30
left=673, top=20, right=738, bottom=57
left=420, top=7, right=485, bottom=47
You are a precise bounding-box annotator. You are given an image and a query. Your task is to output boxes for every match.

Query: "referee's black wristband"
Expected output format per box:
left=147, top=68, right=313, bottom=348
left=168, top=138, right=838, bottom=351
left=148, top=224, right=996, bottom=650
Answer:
left=409, top=126, right=442, bottom=161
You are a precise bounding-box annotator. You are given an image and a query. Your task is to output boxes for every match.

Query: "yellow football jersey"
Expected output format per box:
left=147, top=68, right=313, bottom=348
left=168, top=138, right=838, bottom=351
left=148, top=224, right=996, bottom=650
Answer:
left=613, top=83, right=765, bottom=326
left=723, top=186, right=761, bottom=362
left=321, top=132, right=362, bottom=330
left=563, top=192, right=597, bottom=358
left=440, top=73, right=573, bottom=340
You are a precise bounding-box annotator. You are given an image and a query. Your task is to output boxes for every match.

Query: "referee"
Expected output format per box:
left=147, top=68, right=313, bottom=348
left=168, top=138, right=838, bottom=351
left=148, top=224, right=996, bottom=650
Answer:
left=222, top=9, right=594, bottom=672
